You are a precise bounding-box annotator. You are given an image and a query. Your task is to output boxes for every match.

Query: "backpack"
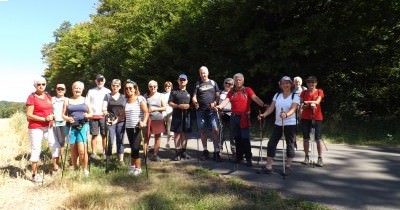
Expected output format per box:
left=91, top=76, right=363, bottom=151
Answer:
left=231, top=86, right=248, bottom=100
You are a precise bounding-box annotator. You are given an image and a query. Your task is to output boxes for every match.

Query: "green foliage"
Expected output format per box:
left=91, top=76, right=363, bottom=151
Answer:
left=42, top=0, right=400, bottom=128
left=0, top=101, right=25, bottom=118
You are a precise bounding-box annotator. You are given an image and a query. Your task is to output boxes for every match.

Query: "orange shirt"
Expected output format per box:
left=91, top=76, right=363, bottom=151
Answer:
left=300, top=89, right=324, bottom=120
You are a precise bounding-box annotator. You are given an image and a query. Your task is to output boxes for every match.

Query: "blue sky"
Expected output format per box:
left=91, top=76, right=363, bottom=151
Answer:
left=0, top=0, right=97, bottom=102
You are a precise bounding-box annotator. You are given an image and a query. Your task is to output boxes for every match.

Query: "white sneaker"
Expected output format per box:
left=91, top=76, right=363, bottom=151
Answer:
left=128, top=165, right=136, bottom=175
left=32, top=174, right=43, bottom=183
left=84, top=169, right=90, bottom=176
left=133, top=168, right=142, bottom=176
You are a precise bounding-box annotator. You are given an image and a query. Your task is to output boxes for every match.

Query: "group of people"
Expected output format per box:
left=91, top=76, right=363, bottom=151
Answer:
left=26, top=66, right=324, bottom=182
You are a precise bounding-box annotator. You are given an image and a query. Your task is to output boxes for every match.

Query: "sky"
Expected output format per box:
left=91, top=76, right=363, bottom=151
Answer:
left=0, top=0, right=98, bottom=102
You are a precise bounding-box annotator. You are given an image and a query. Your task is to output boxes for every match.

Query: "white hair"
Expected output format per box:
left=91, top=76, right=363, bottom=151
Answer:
left=233, top=73, right=244, bottom=80
left=72, top=81, right=84, bottom=89
left=33, top=77, right=46, bottom=87
left=294, top=76, right=303, bottom=84
left=199, top=66, right=209, bottom=74
left=148, top=80, right=158, bottom=87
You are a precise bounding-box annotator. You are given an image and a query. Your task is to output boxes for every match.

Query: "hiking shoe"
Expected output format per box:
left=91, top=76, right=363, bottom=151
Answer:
left=84, top=169, right=90, bottom=176
left=32, top=174, right=43, bottom=183
left=133, top=168, right=142, bottom=176
left=200, top=150, right=209, bottom=161
left=316, top=157, right=324, bottom=167
left=166, top=143, right=170, bottom=149
left=128, top=166, right=136, bottom=175
left=90, top=153, right=99, bottom=159
left=172, top=153, right=181, bottom=161
left=181, top=152, right=191, bottom=160
left=213, top=152, right=222, bottom=162
left=303, top=155, right=310, bottom=165
left=246, top=159, right=253, bottom=167
left=150, top=155, right=161, bottom=162
left=262, top=167, right=273, bottom=174
left=102, top=153, right=107, bottom=160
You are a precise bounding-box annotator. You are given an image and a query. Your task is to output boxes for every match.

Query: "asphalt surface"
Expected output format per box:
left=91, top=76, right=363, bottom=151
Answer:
left=142, top=132, right=400, bottom=210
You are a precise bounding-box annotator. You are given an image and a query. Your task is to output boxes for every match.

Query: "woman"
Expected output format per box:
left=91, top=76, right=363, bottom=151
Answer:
left=26, top=77, right=60, bottom=182
left=62, top=81, right=92, bottom=176
left=144, top=80, right=166, bottom=162
left=216, top=73, right=265, bottom=166
left=124, top=79, right=149, bottom=175
left=162, top=81, right=173, bottom=148
left=218, top=77, right=235, bottom=156
left=258, top=76, right=300, bottom=173
left=169, top=74, right=192, bottom=161
left=300, top=76, right=325, bottom=167
left=102, top=79, right=126, bottom=163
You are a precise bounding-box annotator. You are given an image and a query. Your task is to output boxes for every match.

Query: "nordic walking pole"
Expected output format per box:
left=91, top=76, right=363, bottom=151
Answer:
left=257, top=110, right=263, bottom=166
left=311, top=113, right=316, bottom=168
left=281, top=108, right=287, bottom=179
left=217, top=111, right=229, bottom=160
left=62, top=126, right=72, bottom=178
left=105, top=122, right=110, bottom=174
left=139, top=128, right=149, bottom=178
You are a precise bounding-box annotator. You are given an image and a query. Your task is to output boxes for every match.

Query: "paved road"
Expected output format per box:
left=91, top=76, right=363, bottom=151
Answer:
left=144, top=132, right=400, bottom=210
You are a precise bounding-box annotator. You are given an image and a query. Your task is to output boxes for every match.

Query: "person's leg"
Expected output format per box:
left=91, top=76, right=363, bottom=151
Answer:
left=197, top=110, right=209, bottom=159
left=284, top=125, right=296, bottom=167
left=301, top=119, right=311, bottom=160
left=29, top=128, right=43, bottom=179
left=166, top=113, right=172, bottom=146
left=45, top=126, right=60, bottom=171
left=107, top=124, right=116, bottom=156
left=99, top=118, right=107, bottom=156
left=89, top=119, right=99, bottom=155
left=240, top=127, right=251, bottom=165
left=115, top=122, right=125, bottom=161
left=266, top=125, right=282, bottom=169
left=210, top=111, right=221, bottom=160
left=230, top=115, right=242, bottom=161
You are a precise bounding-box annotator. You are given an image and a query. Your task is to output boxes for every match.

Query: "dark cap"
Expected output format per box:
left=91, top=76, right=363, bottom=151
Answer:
left=306, top=76, right=318, bottom=82
left=178, top=74, right=188, bottom=80
left=96, top=74, right=105, bottom=80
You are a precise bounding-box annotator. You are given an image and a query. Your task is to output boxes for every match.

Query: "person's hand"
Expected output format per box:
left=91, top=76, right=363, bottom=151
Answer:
left=68, top=117, right=75, bottom=123
left=257, top=113, right=264, bottom=120
left=180, top=104, right=190, bottom=110
left=214, top=105, right=220, bottom=112
left=280, top=112, right=288, bottom=119
left=311, top=103, right=316, bottom=110
left=46, top=114, right=54, bottom=122
left=138, top=120, right=146, bottom=128
left=194, top=102, right=199, bottom=109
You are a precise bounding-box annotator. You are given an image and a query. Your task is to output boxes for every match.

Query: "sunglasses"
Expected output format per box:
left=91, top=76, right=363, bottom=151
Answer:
left=179, top=79, right=187, bottom=82
left=56, top=87, right=65, bottom=91
left=37, top=83, right=46, bottom=87
left=149, top=85, right=157, bottom=88
left=96, top=78, right=104, bottom=82
left=225, top=82, right=233, bottom=85
left=125, top=86, right=134, bottom=90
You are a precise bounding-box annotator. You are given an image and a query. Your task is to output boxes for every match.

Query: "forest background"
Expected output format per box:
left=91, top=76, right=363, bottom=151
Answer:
left=3, top=0, right=400, bottom=144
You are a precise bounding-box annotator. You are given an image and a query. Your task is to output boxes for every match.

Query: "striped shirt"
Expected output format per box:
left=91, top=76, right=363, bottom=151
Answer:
left=125, top=96, right=145, bottom=128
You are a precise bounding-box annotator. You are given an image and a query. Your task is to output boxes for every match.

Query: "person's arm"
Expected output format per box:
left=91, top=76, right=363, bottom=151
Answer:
left=251, top=94, right=266, bottom=107
left=84, top=101, right=93, bottom=119
left=215, top=97, right=230, bottom=110
left=139, top=100, right=149, bottom=128
left=259, top=101, right=275, bottom=118
left=102, top=95, right=108, bottom=116
left=280, top=103, right=299, bottom=119
left=158, top=94, right=167, bottom=112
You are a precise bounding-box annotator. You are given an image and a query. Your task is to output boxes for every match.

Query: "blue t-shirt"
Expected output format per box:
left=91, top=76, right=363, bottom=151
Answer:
left=193, top=80, right=219, bottom=110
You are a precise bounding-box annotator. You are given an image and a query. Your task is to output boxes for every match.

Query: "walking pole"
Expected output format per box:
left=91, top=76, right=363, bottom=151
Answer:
left=257, top=110, right=263, bottom=166
left=62, top=126, right=72, bottom=178
left=281, top=108, right=287, bottom=179
left=310, top=114, right=316, bottom=168
left=217, top=112, right=230, bottom=160
left=105, top=122, right=110, bottom=174
left=139, top=128, right=149, bottom=178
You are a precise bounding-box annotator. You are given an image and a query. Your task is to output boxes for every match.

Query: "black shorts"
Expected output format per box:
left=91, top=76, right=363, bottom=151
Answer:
left=89, top=118, right=106, bottom=136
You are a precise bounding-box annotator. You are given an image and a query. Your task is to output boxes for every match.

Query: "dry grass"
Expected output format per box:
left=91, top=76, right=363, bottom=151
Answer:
left=0, top=113, right=328, bottom=210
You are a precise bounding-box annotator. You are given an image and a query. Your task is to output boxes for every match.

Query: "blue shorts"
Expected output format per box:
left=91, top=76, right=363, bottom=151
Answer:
left=196, top=110, right=218, bottom=130
left=67, top=123, right=89, bottom=144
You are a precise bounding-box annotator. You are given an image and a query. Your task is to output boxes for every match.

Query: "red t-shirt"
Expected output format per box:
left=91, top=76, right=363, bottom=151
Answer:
left=227, top=87, right=255, bottom=114
left=300, top=89, right=324, bottom=120
left=26, top=93, right=53, bottom=129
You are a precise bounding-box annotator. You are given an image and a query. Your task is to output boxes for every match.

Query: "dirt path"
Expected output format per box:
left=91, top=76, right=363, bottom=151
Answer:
left=0, top=118, right=69, bottom=210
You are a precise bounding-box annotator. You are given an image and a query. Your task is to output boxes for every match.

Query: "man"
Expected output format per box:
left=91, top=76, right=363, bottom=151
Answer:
left=216, top=73, right=266, bottom=166
left=169, top=74, right=192, bottom=160
left=86, top=74, right=111, bottom=159
left=52, top=83, right=67, bottom=170
left=192, top=66, right=221, bottom=161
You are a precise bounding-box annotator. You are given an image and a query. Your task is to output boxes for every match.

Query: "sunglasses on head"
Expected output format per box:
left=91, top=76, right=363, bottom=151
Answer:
left=37, top=83, right=46, bottom=87
left=56, top=87, right=65, bottom=91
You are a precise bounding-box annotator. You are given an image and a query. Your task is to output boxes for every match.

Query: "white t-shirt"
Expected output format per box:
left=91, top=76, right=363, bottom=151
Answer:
left=52, top=96, right=67, bottom=126
left=273, top=93, right=300, bottom=126
left=86, top=87, right=111, bottom=116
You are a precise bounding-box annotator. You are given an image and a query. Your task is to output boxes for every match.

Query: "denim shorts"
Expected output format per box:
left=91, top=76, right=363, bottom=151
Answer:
left=196, top=110, right=218, bottom=130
